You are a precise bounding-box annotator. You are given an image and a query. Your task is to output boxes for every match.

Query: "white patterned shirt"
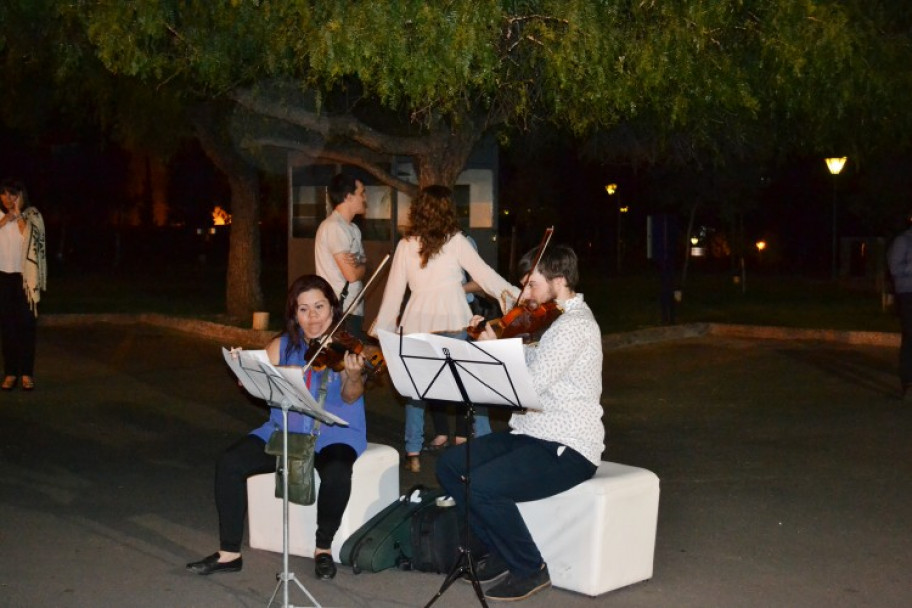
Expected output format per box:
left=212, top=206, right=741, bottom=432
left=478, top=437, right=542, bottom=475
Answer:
left=510, top=293, right=605, bottom=465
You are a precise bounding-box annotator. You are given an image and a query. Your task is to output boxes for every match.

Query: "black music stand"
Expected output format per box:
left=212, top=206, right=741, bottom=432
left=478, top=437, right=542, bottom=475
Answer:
left=377, top=332, right=533, bottom=608
left=223, top=349, right=348, bottom=608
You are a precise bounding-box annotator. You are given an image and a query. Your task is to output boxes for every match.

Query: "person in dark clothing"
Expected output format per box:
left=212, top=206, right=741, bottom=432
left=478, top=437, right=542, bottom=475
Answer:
left=887, top=214, right=912, bottom=399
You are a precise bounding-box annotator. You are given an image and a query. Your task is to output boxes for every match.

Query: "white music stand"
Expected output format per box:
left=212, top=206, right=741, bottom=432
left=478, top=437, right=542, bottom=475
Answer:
left=376, top=331, right=538, bottom=608
left=223, top=348, right=348, bottom=608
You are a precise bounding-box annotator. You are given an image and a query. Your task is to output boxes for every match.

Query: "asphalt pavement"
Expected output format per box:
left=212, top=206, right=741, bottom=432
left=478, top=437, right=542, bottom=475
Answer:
left=0, top=319, right=909, bottom=607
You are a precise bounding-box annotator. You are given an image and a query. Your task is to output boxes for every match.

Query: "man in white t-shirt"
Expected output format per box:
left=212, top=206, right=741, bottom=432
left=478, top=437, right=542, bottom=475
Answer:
left=315, top=174, right=367, bottom=336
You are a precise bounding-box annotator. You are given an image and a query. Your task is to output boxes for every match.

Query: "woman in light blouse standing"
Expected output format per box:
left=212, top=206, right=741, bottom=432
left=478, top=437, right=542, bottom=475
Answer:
left=372, top=185, right=518, bottom=472
left=0, top=179, right=46, bottom=391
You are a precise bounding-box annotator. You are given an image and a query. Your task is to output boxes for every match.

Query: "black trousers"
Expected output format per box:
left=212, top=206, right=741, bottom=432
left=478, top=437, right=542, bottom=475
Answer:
left=428, top=400, right=469, bottom=438
left=214, top=434, right=357, bottom=553
left=897, top=293, right=912, bottom=387
left=0, top=271, right=36, bottom=377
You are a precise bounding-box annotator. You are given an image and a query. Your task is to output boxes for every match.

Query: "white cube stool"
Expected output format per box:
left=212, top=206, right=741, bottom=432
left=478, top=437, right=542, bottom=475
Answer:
left=247, top=442, right=400, bottom=562
left=517, top=461, right=659, bottom=596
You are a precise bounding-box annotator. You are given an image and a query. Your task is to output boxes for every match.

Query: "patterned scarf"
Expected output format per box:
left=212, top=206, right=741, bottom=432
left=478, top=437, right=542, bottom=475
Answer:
left=20, top=207, right=46, bottom=315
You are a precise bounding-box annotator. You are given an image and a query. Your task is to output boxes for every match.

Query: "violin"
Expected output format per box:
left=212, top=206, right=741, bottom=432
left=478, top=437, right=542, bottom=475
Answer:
left=301, top=253, right=391, bottom=378
left=304, top=330, right=387, bottom=377
left=467, top=226, right=562, bottom=340
left=470, top=299, right=562, bottom=340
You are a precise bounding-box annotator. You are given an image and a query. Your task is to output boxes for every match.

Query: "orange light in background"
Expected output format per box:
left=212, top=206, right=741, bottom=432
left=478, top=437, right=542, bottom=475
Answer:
left=212, top=206, right=232, bottom=226
left=756, top=241, right=767, bottom=252
left=825, top=157, right=847, bottom=175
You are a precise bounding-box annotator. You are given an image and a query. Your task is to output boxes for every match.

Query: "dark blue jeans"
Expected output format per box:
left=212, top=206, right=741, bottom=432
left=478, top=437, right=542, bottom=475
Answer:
left=436, top=431, right=596, bottom=578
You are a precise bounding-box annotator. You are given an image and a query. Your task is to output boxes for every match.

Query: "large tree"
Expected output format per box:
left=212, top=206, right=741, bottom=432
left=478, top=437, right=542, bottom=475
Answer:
left=75, top=1, right=911, bottom=183
left=63, top=1, right=912, bottom=306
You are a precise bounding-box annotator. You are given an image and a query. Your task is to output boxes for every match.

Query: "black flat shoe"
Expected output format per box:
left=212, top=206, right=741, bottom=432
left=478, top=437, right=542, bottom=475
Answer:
left=186, top=552, right=243, bottom=575
left=314, top=553, right=336, bottom=580
left=423, top=438, right=450, bottom=453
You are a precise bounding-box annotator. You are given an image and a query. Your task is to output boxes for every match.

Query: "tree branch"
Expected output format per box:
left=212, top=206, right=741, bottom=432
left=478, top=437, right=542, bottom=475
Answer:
left=253, top=136, right=419, bottom=196
left=232, top=88, right=433, bottom=157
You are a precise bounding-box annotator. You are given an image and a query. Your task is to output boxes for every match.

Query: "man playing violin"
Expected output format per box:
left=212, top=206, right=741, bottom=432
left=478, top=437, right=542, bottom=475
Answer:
left=436, top=244, right=605, bottom=602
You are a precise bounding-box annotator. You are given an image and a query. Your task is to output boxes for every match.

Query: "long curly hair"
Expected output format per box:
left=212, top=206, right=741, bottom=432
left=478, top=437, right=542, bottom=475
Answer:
left=407, top=185, right=460, bottom=268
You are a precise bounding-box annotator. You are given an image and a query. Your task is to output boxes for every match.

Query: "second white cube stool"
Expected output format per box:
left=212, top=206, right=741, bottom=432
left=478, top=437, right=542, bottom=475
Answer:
left=247, top=442, right=400, bottom=562
left=517, top=461, right=660, bottom=596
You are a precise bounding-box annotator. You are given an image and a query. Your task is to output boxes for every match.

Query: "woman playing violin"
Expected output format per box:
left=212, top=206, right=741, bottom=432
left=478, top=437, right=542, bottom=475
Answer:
left=437, top=244, right=604, bottom=602
left=372, top=185, right=519, bottom=472
left=188, top=275, right=366, bottom=581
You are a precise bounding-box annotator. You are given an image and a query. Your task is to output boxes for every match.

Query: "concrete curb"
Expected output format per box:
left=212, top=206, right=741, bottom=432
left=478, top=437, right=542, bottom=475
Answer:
left=39, top=313, right=901, bottom=350
left=601, top=323, right=711, bottom=350
left=705, top=322, right=900, bottom=347
left=40, top=313, right=275, bottom=348
left=600, top=322, right=900, bottom=350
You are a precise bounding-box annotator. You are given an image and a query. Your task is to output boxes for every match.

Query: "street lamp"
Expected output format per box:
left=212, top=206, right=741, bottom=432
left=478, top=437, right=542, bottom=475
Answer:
left=605, top=183, right=627, bottom=273
left=825, top=157, right=847, bottom=280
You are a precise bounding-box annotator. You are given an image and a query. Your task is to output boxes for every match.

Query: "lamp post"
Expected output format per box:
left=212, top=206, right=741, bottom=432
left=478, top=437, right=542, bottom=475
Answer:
left=605, top=183, right=627, bottom=273
left=825, top=157, right=847, bottom=280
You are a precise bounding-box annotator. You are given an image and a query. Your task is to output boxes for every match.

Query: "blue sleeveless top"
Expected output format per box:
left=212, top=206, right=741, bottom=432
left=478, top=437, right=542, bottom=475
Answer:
left=249, top=334, right=367, bottom=456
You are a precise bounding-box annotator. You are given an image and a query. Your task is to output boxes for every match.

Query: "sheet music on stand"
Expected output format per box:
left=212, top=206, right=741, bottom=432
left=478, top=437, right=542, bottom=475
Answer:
left=221, top=347, right=348, bottom=427
left=376, top=330, right=540, bottom=411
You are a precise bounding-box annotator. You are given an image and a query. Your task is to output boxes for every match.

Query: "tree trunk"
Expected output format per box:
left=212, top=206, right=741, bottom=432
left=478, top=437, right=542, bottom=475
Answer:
left=192, top=108, right=264, bottom=320
left=224, top=169, right=264, bottom=319
left=413, top=126, right=481, bottom=188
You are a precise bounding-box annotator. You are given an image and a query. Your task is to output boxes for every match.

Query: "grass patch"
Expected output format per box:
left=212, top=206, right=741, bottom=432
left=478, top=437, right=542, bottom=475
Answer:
left=586, top=273, right=898, bottom=334
left=42, top=262, right=289, bottom=329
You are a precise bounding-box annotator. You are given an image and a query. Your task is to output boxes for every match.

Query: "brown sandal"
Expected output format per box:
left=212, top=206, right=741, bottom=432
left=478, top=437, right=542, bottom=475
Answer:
left=403, top=454, right=421, bottom=473
left=1, top=376, right=16, bottom=390
left=20, top=376, right=34, bottom=391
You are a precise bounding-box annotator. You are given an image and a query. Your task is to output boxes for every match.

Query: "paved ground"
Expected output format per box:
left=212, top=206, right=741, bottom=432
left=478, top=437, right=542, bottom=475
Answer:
left=1, top=321, right=910, bottom=607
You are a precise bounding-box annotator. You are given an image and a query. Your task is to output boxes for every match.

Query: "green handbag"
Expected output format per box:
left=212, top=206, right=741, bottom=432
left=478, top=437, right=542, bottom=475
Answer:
left=264, top=371, right=330, bottom=506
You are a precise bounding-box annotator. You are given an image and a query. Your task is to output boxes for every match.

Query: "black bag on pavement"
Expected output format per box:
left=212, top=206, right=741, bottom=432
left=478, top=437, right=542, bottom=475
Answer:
left=340, top=485, right=445, bottom=573
left=409, top=500, right=463, bottom=573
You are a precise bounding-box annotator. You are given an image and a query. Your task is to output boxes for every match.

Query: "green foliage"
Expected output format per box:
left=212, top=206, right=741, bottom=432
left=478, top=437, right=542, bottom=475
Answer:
left=67, top=0, right=911, bottom=163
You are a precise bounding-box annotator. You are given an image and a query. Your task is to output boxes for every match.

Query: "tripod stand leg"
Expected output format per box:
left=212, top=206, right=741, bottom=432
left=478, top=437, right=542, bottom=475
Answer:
left=265, top=406, right=324, bottom=608
left=423, top=547, right=487, bottom=608
left=268, top=571, right=323, bottom=608
left=423, top=386, right=488, bottom=607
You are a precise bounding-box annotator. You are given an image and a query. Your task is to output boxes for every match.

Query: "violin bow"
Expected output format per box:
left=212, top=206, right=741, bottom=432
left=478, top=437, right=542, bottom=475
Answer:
left=513, top=226, right=554, bottom=305
left=302, top=253, right=391, bottom=374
